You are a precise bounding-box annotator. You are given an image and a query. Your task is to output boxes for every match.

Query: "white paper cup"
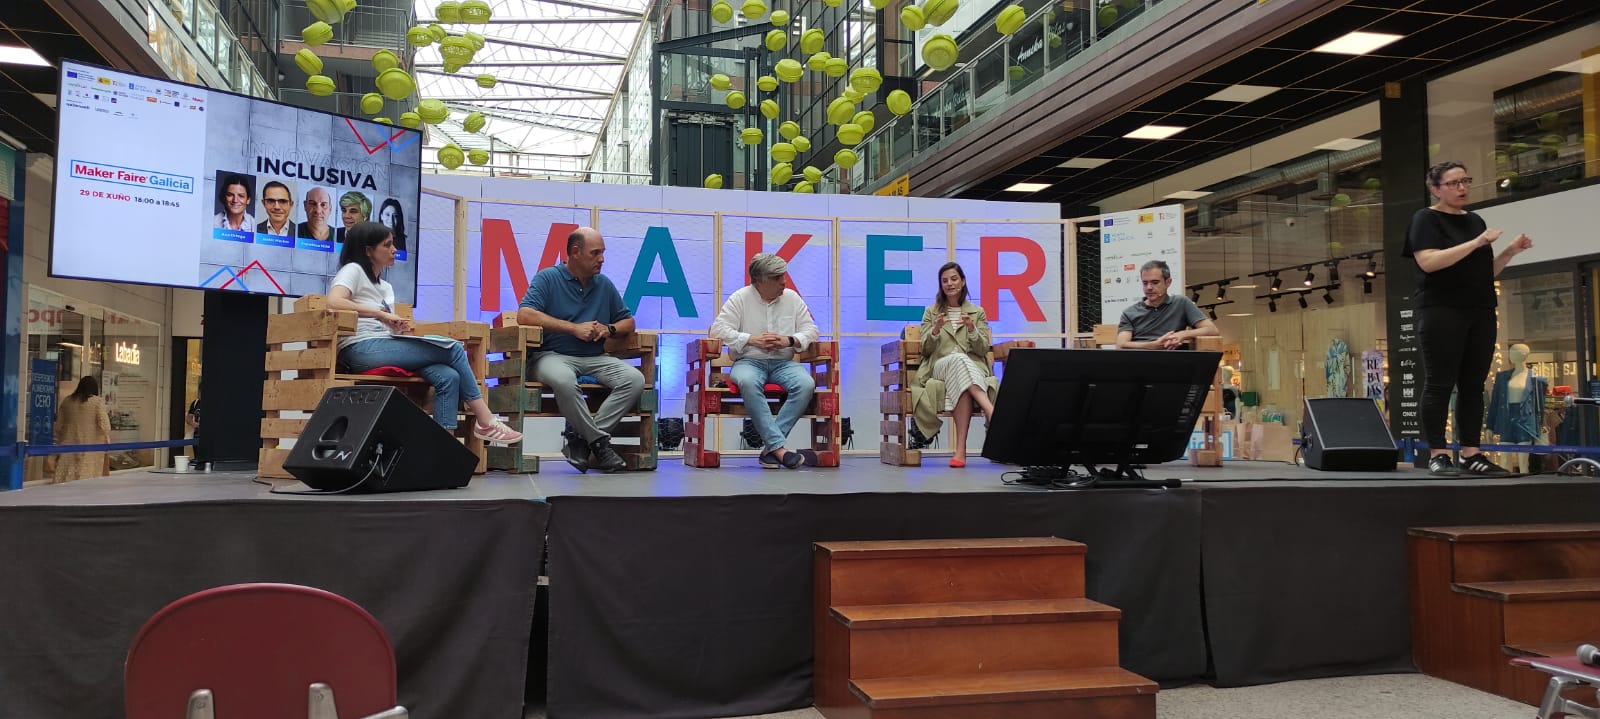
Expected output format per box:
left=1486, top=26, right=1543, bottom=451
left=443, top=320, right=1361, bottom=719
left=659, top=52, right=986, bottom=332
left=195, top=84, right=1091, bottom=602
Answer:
left=174, top=456, right=190, bottom=472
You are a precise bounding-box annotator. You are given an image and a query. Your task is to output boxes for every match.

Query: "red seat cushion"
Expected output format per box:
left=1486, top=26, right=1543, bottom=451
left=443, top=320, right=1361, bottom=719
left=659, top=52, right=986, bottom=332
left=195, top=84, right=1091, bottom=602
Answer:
left=359, top=365, right=417, bottom=378
left=725, top=380, right=787, bottom=396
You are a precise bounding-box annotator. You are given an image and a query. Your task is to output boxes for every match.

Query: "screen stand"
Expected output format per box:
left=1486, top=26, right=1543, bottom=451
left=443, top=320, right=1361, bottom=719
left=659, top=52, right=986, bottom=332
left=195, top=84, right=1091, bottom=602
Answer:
left=198, top=291, right=268, bottom=471
left=1081, top=463, right=1181, bottom=489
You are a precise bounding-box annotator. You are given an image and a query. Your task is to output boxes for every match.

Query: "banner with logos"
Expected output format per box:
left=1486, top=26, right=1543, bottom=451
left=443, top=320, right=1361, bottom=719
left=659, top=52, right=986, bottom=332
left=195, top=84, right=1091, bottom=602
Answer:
left=1098, top=204, right=1185, bottom=327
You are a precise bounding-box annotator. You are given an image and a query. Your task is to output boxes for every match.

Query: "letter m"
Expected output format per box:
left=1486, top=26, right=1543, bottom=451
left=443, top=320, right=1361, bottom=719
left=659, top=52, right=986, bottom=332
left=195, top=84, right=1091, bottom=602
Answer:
left=480, top=220, right=577, bottom=312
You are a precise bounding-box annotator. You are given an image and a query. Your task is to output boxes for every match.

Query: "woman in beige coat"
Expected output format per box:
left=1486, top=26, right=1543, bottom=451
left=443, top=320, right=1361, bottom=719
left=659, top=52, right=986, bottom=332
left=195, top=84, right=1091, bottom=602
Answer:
left=910, top=263, right=997, bottom=468
left=53, top=376, right=111, bottom=483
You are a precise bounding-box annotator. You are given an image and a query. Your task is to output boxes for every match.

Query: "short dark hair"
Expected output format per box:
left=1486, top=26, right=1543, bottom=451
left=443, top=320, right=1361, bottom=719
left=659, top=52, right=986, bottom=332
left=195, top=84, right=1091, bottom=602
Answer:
left=1427, top=161, right=1467, bottom=187
left=217, top=174, right=251, bottom=205
left=567, top=228, right=588, bottom=254
left=933, top=261, right=968, bottom=307
left=261, top=180, right=290, bottom=198
left=1140, top=259, right=1170, bottom=280
left=338, top=221, right=393, bottom=283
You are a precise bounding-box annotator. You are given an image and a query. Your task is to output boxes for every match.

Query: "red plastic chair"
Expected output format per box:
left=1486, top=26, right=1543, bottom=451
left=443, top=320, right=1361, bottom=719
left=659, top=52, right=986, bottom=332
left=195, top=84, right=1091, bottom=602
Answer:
left=125, top=583, right=407, bottom=719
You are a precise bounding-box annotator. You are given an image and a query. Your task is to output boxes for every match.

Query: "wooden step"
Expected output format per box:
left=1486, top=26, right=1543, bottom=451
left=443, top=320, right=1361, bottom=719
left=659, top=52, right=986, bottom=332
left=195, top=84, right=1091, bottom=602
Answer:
left=1410, top=524, right=1600, bottom=542
left=837, top=599, right=1122, bottom=678
left=1505, top=641, right=1588, bottom=659
left=816, top=538, right=1087, bottom=607
left=1456, top=578, right=1600, bottom=602
left=851, top=667, right=1156, bottom=719
left=833, top=598, right=1120, bottom=629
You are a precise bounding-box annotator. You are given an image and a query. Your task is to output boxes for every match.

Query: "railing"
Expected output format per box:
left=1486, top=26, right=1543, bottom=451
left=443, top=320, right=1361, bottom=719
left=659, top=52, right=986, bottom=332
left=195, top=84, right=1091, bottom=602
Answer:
left=828, top=0, right=1177, bottom=193
left=281, top=0, right=413, bottom=49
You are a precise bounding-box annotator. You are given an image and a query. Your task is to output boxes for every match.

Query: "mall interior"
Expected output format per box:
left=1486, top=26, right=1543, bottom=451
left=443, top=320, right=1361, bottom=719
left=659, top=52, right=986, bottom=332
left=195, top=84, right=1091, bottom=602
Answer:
left=3, top=0, right=1600, bottom=717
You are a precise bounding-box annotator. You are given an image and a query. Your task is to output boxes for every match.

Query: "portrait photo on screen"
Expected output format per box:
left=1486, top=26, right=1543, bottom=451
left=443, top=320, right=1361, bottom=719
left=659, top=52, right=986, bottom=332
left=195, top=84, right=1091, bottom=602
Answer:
left=211, top=171, right=256, bottom=236
left=51, top=60, right=422, bottom=302
left=255, top=178, right=298, bottom=240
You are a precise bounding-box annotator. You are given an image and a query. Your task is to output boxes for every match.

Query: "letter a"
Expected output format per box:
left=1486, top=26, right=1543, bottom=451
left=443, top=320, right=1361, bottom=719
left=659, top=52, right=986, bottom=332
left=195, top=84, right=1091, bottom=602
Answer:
left=623, top=226, right=697, bottom=318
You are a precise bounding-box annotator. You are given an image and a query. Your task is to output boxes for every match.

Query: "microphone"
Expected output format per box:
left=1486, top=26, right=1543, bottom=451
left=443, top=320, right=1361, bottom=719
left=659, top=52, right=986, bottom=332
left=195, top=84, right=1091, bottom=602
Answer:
left=1579, top=644, right=1600, bottom=667
left=1564, top=396, right=1600, bottom=407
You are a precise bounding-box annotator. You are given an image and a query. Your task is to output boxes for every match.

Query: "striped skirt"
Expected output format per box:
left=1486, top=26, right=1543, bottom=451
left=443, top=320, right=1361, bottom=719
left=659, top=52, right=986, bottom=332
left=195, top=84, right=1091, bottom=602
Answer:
left=932, top=353, right=987, bottom=411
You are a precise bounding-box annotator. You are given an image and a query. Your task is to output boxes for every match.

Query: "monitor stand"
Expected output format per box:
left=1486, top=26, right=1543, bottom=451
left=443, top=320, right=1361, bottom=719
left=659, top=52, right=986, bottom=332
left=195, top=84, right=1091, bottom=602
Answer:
left=1018, top=464, right=1181, bottom=489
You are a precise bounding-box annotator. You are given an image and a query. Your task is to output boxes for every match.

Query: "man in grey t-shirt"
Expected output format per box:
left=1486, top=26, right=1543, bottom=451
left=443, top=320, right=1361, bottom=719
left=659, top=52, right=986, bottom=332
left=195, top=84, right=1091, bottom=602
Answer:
left=1116, top=260, right=1219, bottom=349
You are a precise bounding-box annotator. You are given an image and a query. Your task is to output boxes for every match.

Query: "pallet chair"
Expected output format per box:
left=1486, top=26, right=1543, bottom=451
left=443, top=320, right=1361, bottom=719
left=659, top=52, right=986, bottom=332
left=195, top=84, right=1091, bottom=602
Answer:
left=878, top=326, right=1034, bottom=466
left=682, top=338, right=842, bottom=468
left=125, top=583, right=408, bottom=719
left=484, top=312, right=658, bottom=472
left=260, top=295, right=489, bottom=479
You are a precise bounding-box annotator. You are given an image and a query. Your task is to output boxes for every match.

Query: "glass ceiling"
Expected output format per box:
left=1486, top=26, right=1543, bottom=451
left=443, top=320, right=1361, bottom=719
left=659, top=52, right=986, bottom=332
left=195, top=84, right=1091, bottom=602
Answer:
left=411, top=0, right=649, bottom=169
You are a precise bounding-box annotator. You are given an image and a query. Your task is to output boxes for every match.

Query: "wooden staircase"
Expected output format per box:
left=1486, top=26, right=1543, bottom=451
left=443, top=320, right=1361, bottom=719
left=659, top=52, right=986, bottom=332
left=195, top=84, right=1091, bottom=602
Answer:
left=1410, top=523, right=1600, bottom=704
left=814, top=537, right=1157, bottom=719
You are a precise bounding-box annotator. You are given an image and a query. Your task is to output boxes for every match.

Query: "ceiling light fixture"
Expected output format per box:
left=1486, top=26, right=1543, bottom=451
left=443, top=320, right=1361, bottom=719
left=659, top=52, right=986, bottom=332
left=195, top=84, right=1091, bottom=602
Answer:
left=1323, top=289, right=1336, bottom=305
left=1298, top=294, right=1309, bottom=309
left=1303, top=269, right=1315, bottom=287
left=1327, top=262, right=1340, bottom=283
left=1208, top=308, right=1218, bottom=321
left=1124, top=124, right=1187, bottom=140
left=1059, top=157, right=1112, bottom=169
left=0, top=44, right=51, bottom=67
left=1003, top=182, right=1051, bottom=193
left=1203, top=84, right=1282, bottom=103
left=1164, top=190, right=1210, bottom=200
left=1364, top=257, right=1377, bottom=278
left=1226, top=312, right=1254, bottom=317
left=1311, top=31, right=1403, bottom=56
left=1268, top=298, right=1278, bottom=313
left=1363, top=278, right=1374, bottom=294
left=1216, top=285, right=1227, bottom=301
left=1314, top=137, right=1376, bottom=152
left=1270, top=274, right=1282, bottom=292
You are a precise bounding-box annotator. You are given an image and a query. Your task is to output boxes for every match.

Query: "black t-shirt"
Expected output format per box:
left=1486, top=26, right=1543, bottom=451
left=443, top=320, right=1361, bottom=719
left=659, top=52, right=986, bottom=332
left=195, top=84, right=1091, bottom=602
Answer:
left=1403, top=208, right=1496, bottom=309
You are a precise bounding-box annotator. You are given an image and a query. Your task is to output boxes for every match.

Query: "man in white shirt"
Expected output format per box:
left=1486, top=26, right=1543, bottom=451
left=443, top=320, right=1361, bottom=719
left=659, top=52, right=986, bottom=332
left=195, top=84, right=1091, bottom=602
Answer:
left=710, top=253, right=821, bottom=469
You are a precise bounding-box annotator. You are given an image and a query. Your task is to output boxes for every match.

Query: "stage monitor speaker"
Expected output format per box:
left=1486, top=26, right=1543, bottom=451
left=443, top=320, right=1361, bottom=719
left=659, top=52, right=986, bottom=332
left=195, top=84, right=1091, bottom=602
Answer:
left=283, top=386, right=477, bottom=493
left=1302, top=397, right=1398, bottom=471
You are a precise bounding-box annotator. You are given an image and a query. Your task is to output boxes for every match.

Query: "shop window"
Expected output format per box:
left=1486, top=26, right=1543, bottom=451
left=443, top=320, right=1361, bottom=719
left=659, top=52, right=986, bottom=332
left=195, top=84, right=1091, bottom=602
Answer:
left=1492, top=73, right=1586, bottom=196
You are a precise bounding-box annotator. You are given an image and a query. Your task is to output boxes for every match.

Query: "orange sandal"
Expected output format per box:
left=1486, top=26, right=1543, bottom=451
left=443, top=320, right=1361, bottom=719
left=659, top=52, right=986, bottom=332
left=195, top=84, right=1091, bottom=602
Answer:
left=949, top=458, right=967, bottom=468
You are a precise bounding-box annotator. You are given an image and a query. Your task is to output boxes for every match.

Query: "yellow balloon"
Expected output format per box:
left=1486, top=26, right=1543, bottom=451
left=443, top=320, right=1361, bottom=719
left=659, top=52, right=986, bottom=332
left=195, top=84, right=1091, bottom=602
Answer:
left=771, top=162, right=793, bottom=185
left=923, top=34, right=959, bottom=71
left=725, top=90, right=747, bottom=110
left=372, top=49, right=400, bottom=73
left=900, top=5, right=926, bottom=31
left=360, top=92, right=384, bottom=115
left=436, top=0, right=461, bottom=23
left=438, top=144, right=465, bottom=169
left=825, top=57, right=848, bottom=78
left=439, top=35, right=475, bottom=65
left=757, top=75, right=778, bottom=92
left=800, top=28, right=825, bottom=55
left=375, top=68, right=416, bottom=100
left=302, top=22, right=334, bottom=47
left=837, top=123, right=864, bottom=145
left=416, top=99, right=449, bottom=124
left=294, top=49, right=323, bottom=76
left=765, top=29, right=787, bottom=52
left=834, top=148, right=859, bottom=169
left=853, top=110, right=876, bottom=133
left=807, top=52, right=832, bottom=72
left=740, top=127, right=764, bottom=145
left=399, top=111, right=422, bottom=128
left=778, top=121, right=801, bottom=140
left=771, top=10, right=789, bottom=25
left=407, top=26, right=434, bottom=47
left=886, top=89, right=913, bottom=115
left=925, top=0, right=958, bottom=25
left=468, top=149, right=490, bottom=165
left=464, top=111, right=486, bottom=133
left=804, top=166, right=822, bottom=184
left=828, top=97, right=856, bottom=125
left=740, top=0, right=767, bottom=19
left=305, top=74, right=335, bottom=96
left=995, top=5, right=1025, bottom=35
left=849, top=67, right=883, bottom=94
left=711, top=0, right=733, bottom=22
left=374, top=117, right=393, bottom=125
left=794, top=180, right=814, bottom=193
left=476, top=73, right=497, bottom=88
left=842, top=87, right=864, bottom=104
left=771, top=142, right=797, bottom=163
left=705, top=173, right=725, bottom=189
left=710, top=73, right=732, bottom=91
left=775, top=59, right=804, bottom=83
left=759, top=99, right=780, bottom=120
left=459, top=0, right=492, bottom=23
left=305, top=0, right=355, bottom=25
left=792, top=135, right=811, bottom=152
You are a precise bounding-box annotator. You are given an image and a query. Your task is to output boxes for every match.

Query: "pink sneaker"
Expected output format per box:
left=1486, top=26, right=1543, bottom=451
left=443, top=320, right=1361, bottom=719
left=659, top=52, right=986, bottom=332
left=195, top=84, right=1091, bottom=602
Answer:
left=473, top=421, right=523, bottom=444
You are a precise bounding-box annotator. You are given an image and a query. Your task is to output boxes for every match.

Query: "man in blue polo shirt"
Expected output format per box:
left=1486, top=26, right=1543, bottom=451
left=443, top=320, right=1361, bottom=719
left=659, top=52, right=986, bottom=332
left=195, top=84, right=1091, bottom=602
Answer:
left=517, top=227, right=644, bottom=473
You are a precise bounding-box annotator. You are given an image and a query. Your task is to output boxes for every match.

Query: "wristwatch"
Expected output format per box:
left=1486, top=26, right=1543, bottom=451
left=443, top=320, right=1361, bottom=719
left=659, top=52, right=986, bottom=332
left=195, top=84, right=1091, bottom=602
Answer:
left=788, top=336, right=797, bottom=348
left=606, top=323, right=617, bottom=338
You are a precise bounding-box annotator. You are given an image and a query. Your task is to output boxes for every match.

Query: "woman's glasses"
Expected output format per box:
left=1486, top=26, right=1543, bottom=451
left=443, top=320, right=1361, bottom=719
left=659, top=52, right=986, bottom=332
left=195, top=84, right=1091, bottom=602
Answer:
left=1435, top=178, right=1473, bottom=189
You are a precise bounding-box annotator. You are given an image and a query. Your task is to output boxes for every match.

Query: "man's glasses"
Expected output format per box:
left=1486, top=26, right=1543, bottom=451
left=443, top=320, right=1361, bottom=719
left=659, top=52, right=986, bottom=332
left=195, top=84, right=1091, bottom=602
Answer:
left=1435, top=178, right=1473, bottom=189
left=262, top=198, right=292, bottom=205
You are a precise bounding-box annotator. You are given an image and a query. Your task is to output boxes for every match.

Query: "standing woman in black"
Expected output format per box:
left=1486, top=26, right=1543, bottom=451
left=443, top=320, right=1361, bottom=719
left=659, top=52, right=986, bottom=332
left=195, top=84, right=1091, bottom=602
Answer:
left=1405, top=161, right=1533, bottom=476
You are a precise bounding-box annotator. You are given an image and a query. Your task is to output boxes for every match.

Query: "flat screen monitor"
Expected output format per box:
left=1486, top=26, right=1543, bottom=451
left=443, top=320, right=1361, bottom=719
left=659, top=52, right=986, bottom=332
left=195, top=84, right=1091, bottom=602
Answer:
left=982, top=348, right=1221, bottom=472
left=50, top=60, right=422, bottom=301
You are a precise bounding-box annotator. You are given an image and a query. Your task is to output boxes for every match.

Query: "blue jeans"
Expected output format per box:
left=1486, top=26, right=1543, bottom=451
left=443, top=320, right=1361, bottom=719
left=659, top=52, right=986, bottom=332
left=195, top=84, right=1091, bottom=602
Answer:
left=730, top=358, right=815, bottom=452
left=340, top=337, right=483, bottom=429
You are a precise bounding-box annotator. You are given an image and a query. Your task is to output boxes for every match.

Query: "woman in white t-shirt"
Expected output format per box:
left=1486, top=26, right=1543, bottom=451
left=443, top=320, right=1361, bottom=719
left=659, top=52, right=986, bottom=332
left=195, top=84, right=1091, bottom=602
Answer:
left=327, top=221, right=522, bottom=444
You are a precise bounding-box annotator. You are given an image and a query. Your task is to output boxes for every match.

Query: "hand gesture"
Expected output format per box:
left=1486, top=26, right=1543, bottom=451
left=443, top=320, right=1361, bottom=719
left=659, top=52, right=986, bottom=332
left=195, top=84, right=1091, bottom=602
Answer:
left=572, top=322, right=600, bottom=342
left=932, top=313, right=947, bottom=331
left=1157, top=331, right=1185, bottom=350
left=1478, top=228, right=1504, bottom=247
left=1507, top=233, right=1533, bottom=254
left=755, top=332, right=785, bottom=350
left=959, top=314, right=975, bottom=331
left=382, top=312, right=411, bottom=334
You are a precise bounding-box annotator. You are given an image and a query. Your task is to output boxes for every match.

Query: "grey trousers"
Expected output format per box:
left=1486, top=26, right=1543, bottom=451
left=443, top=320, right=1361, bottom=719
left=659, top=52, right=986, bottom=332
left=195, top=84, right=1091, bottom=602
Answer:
left=533, top=352, right=645, bottom=443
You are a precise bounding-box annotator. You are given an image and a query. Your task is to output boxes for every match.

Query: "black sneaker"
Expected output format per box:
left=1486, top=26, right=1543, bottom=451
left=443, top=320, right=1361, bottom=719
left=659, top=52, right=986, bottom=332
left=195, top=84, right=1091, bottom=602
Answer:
left=758, top=450, right=783, bottom=469
left=1427, top=454, right=1460, bottom=477
left=590, top=437, right=626, bottom=474
left=907, top=423, right=936, bottom=450
left=563, top=431, right=590, bottom=474
left=1461, top=453, right=1511, bottom=477
left=778, top=450, right=805, bottom=469
left=791, top=448, right=819, bottom=467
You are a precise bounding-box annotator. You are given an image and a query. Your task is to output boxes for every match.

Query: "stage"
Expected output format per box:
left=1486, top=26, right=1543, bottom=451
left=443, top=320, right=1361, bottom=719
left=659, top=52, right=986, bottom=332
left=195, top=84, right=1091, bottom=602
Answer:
left=3, top=456, right=1599, bottom=719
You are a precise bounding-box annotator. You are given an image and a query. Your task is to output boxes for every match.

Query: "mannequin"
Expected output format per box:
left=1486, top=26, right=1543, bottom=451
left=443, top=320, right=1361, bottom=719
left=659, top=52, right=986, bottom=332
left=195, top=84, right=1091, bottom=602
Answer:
left=1486, top=343, right=1547, bottom=473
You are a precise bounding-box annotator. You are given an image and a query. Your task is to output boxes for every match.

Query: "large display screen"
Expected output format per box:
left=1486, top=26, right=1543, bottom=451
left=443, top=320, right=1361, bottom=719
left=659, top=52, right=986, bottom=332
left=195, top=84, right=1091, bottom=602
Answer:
left=51, top=60, right=422, bottom=301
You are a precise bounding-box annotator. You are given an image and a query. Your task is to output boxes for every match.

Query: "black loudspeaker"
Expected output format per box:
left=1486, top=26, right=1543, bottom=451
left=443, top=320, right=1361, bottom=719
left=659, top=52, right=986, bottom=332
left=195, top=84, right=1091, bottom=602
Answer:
left=1302, top=397, right=1398, bottom=471
left=283, top=386, right=477, bottom=493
